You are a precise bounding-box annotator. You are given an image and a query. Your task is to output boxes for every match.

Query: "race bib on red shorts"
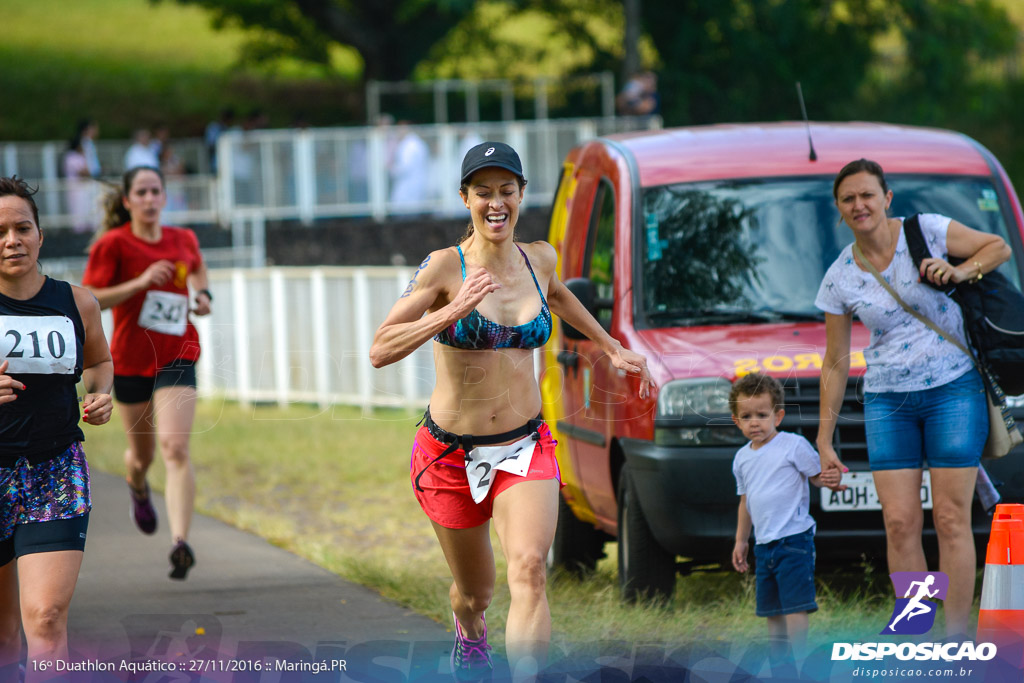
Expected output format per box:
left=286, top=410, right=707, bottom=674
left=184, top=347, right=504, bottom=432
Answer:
left=464, top=435, right=538, bottom=504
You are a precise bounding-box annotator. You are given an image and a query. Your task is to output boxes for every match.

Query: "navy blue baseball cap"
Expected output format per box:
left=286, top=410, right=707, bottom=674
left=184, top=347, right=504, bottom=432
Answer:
left=460, top=142, right=526, bottom=186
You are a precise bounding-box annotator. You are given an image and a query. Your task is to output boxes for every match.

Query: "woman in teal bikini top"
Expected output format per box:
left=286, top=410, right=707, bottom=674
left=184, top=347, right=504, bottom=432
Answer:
left=370, top=142, right=651, bottom=681
left=433, top=243, right=552, bottom=350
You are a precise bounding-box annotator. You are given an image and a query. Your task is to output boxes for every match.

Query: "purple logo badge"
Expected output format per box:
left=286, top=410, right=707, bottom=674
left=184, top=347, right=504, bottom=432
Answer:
left=881, top=571, right=949, bottom=635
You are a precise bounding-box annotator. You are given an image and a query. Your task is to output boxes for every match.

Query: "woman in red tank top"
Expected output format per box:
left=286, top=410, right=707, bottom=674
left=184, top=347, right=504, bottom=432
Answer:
left=82, top=167, right=211, bottom=580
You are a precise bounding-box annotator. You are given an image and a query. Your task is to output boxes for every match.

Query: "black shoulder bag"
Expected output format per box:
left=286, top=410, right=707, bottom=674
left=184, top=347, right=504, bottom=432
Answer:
left=904, top=213, right=1024, bottom=395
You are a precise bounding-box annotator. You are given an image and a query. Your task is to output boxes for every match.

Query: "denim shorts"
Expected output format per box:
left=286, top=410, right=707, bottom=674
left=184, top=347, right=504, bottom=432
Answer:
left=863, top=369, right=988, bottom=471
left=753, top=528, right=818, bottom=617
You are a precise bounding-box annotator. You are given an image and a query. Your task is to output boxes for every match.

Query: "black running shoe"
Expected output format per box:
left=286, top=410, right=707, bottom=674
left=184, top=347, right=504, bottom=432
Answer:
left=169, top=539, right=195, bottom=580
left=450, top=612, right=492, bottom=681
left=128, top=482, right=157, bottom=535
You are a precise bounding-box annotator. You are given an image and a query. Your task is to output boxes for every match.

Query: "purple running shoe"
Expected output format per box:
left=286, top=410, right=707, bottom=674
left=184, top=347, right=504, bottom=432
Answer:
left=128, top=482, right=157, bottom=535
left=451, top=612, right=492, bottom=681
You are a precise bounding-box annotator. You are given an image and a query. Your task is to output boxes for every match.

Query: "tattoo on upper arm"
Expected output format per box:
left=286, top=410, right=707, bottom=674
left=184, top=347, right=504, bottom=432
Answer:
left=400, top=254, right=432, bottom=298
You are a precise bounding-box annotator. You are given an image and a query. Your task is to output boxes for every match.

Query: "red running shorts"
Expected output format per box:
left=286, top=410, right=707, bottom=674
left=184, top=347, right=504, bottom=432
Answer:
left=410, top=423, right=561, bottom=529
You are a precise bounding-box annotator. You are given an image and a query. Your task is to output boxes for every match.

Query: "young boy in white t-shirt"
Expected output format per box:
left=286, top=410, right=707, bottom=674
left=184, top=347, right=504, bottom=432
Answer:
left=730, top=373, right=840, bottom=657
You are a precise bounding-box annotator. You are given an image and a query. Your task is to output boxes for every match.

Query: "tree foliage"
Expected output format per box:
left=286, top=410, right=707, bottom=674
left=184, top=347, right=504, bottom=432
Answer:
left=155, top=0, right=478, bottom=81
left=639, top=0, right=1017, bottom=126
left=158, top=0, right=1018, bottom=129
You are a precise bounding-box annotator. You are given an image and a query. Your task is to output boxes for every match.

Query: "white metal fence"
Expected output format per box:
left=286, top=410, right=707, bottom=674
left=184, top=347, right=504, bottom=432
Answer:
left=193, top=266, right=436, bottom=408
left=216, top=117, right=659, bottom=223
left=0, top=138, right=212, bottom=181
left=3, top=117, right=659, bottom=230
left=20, top=175, right=218, bottom=234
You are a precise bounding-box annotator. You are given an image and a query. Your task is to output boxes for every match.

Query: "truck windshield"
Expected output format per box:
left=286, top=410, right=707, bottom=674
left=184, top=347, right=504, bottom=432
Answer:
left=639, top=175, right=1018, bottom=326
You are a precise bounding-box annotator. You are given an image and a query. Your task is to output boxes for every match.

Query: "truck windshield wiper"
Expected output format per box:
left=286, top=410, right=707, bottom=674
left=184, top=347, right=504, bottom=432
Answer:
left=647, top=308, right=777, bottom=324
left=755, top=309, right=825, bottom=322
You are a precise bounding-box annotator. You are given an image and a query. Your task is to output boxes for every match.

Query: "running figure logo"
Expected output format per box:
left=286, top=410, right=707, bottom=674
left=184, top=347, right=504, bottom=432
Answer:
left=881, top=571, right=949, bottom=635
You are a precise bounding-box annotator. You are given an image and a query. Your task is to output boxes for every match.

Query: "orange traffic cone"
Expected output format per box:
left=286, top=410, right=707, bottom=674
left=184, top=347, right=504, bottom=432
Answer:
left=977, top=504, right=1024, bottom=665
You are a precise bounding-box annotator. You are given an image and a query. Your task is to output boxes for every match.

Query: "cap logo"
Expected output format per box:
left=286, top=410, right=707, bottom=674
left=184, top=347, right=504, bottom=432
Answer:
left=485, top=147, right=495, bottom=156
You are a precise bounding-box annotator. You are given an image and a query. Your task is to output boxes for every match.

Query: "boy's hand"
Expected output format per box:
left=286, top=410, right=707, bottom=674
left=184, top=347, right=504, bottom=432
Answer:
left=732, top=540, right=749, bottom=573
left=818, top=468, right=843, bottom=489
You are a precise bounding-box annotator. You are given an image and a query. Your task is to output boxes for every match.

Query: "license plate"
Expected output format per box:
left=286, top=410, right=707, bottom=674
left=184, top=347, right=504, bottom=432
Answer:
left=820, top=471, right=932, bottom=512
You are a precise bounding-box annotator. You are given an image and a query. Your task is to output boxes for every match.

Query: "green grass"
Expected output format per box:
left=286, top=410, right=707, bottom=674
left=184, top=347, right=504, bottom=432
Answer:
left=0, top=0, right=361, bottom=140
left=81, top=398, right=976, bottom=655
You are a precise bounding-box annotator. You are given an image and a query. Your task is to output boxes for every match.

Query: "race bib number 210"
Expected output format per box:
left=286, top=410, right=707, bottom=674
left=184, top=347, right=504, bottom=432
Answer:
left=0, top=315, right=77, bottom=375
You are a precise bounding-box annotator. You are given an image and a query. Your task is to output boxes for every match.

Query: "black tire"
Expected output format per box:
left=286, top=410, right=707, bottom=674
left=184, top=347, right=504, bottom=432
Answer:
left=548, top=493, right=608, bottom=577
left=617, top=464, right=677, bottom=603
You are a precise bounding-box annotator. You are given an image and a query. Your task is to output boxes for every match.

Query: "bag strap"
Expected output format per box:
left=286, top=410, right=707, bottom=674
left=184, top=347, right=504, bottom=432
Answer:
left=902, top=214, right=930, bottom=267
left=902, top=213, right=956, bottom=294
left=851, top=241, right=975, bottom=364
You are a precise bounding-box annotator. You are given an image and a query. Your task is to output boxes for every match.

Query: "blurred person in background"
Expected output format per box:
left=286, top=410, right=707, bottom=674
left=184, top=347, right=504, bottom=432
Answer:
left=81, top=167, right=211, bottom=581
left=0, top=176, right=113, bottom=680
left=371, top=142, right=651, bottom=681
left=78, top=118, right=102, bottom=179
left=204, top=107, right=237, bottom=173
left=616, top=70, right=660, bottom=119
left=154, top=125, right=187, bottom=212
left=388, top=121, right=431, bottom=215
left=124, top=129, right=159, bottom=172
left=63, top=123, right=97, bottom=233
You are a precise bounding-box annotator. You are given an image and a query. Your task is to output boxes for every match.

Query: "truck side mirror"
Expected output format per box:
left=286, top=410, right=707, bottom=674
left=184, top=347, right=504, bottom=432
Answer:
left=563, top=278, right=597, bottom=340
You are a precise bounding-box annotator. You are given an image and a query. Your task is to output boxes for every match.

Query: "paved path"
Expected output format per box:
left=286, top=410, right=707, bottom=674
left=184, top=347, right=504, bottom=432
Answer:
left=61, top=469, right=453, bottom=681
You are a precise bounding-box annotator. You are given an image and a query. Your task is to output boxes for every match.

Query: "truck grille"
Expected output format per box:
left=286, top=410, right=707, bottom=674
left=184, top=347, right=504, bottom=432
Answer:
left=779, top=376, right=867, bottom=463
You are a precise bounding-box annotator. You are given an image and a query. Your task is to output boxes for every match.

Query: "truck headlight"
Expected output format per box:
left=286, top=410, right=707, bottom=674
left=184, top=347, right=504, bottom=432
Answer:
left=657, top=378, right=733, bottom=418
left=655, top=378, right=746, bottom=447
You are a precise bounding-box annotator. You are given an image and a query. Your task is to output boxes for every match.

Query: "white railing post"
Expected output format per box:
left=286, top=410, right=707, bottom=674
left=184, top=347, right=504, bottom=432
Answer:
left=251, top=214, right=266, bottom=268
left=218, top=133, right=236, bottom=227
left=195, top=314, right=214, bottom=398
left=270, top=269, right=289, bottom=407
left=434, top=80, right=448, bottom=124
left=507, top=124, right=527, bottom=164
left=231, top=269, right=252, bottom=406
left=578, top=120, right=598, bottom=145
left=466, top=83, right=480, bottom=123
left=295, top=130, right=316, bottom=225
left=601, top=71, right=616, bottom=119
left=353, top=269, right=372, bottom=409
left=41, top=143, right=60, bottom=218
left=261, top=139, right=276, bottom=210
left=311, top=269, right=330, bottom=409
left=534, top=77, right=549, bottom=120
left=366, top=80, right=381, bottom=124
left=368, top=127, right=388, bottom=222
left=502, top=84, right=516, bottom=121
left=438, top=126, right=460, bottom=215
left=397, top=269, right=419, bottom=407
left=2, top=144, right=16, bottom=177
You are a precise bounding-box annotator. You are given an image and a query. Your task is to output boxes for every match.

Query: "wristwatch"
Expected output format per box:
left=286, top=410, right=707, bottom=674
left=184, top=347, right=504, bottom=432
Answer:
left=197, top=288, right=214, bottom=302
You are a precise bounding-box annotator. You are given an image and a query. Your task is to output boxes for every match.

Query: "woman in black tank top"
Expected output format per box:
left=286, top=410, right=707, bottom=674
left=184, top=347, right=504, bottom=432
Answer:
left=0, top=177, right=113, bottom=675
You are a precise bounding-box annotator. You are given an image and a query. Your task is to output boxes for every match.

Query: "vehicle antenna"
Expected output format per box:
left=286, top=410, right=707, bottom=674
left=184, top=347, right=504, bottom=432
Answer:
left=796, top=82, right=817, bottom=162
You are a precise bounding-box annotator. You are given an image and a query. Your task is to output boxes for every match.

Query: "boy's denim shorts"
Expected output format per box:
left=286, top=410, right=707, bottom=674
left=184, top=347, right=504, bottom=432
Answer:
left=753, top=528, right=818, bottom=617
left=863, top=369, right=987, bottom=471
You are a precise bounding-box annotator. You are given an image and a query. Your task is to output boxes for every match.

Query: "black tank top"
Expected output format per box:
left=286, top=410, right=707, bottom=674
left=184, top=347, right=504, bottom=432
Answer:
left=0, top=277, right=86, bottom=463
